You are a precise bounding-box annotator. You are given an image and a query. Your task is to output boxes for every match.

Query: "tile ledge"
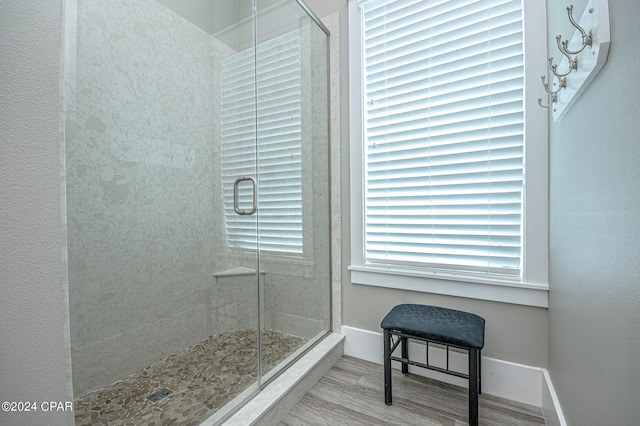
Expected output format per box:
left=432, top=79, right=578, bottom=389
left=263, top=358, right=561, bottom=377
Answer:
left=214, top=267, right=263, bottom=277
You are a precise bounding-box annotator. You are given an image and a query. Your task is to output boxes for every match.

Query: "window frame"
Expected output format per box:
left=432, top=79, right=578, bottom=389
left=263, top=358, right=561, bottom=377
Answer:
left=348, top=0, right=549, bottom=307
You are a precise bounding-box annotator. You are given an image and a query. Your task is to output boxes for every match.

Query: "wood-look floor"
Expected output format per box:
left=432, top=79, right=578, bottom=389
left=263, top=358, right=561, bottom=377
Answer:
left=280, top=356, right=545, bottom=426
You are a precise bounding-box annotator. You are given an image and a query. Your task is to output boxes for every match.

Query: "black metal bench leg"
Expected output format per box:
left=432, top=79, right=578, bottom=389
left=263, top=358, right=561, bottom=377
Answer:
left=469, top=348, right=479, bottom=426
left=479, top=349, right=482, bottom=395
left=401, top=336, right=408, bottom=374
left=383, top=328, right=392, bottom=405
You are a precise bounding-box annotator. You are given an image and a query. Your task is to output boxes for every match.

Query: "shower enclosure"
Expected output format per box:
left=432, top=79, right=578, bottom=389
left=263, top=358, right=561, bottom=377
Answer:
left=63, top=0, right=330, bottom=423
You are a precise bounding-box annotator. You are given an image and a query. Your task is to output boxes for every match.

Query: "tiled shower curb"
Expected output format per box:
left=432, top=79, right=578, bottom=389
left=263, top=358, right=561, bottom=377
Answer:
left=218, top=332, right=345, bottom=426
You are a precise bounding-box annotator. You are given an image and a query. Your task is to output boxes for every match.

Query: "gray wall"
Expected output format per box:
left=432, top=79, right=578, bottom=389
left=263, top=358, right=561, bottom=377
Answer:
left=547, top=0, right=640, bottom=424
left=0, top=1, right=75, bottom=426
left=305, top=0, right=346, bottom=20
left=157, top=0, right=216, bottom=33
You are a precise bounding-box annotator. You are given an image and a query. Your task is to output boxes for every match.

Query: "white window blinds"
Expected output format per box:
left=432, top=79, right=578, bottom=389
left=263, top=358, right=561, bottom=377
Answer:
left=221, top=31, right=303, bottom=255
left=361, top=0, right=524, bottom=277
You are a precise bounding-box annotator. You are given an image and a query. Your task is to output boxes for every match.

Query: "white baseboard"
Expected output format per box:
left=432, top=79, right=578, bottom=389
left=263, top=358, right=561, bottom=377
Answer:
left=542, top=369, right=568, bottom=426
left=341, top=325, right=543, bottom=407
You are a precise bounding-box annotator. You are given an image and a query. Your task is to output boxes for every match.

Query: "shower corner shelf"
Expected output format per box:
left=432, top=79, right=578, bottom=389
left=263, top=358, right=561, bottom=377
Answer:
left=213, top=267, right=260, bottom=277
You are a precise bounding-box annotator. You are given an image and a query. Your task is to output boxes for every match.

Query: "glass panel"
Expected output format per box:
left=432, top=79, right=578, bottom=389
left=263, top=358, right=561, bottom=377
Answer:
left=65, top=0, right=330, bottom=423
left=65, top=0, right=260, bottom=424
left=256, top=0, right=331, bottom=383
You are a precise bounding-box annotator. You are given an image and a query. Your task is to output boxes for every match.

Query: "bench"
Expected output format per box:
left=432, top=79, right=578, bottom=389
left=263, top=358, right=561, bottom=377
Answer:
left=381, top=304, right=486, bottom=425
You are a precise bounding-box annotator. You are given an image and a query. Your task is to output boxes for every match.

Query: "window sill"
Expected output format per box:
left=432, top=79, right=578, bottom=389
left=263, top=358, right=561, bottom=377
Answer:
left=348, top=266, right=549, bottom=308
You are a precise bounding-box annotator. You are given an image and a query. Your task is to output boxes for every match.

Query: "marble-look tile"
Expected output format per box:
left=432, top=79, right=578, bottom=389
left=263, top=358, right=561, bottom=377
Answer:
left=66, top=0, right=222, bottom=396
left=71, top=302, right=211, bottom=396
left=325, top=12, right=342, bottom=334
left=215, top=272, right=264, bottom=333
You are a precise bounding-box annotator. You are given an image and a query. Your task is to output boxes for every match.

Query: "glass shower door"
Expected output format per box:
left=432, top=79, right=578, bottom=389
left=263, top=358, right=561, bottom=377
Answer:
left=216, top=0, right=331, bottom=407
left=213, top=0, right=263, bottom=420
left=254, top=0, right=331, bottom=383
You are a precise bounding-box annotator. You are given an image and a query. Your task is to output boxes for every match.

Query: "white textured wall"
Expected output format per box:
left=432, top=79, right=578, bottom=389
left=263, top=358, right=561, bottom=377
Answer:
left=0, top=1, right=75, bottom=425
left=547, top=0, right=640, bottom=424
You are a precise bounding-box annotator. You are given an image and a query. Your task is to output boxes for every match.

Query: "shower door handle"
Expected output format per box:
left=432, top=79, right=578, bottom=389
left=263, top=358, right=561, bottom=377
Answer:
left=233, top=176, right=257, bottom=215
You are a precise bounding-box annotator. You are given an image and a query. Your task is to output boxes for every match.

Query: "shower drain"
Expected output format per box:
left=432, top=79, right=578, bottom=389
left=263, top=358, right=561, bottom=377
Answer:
left=146, top=387, right=173, bottom=402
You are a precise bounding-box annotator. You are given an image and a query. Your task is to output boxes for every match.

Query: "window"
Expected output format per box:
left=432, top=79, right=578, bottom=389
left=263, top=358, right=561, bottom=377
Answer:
left=349, top=0, right=549, bottom=306
left=221, top=31, right=304, bottom=255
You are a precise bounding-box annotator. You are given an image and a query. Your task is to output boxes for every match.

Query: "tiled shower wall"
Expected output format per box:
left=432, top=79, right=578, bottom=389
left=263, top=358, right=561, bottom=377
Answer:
left=65, top=0, right=228, bottom=396
left=65, top=0, right=330, bottom=397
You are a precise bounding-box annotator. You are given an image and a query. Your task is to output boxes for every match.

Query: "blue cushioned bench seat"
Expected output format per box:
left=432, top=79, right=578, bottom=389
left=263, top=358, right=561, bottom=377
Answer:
left=381, top=304, right=485, bottom=426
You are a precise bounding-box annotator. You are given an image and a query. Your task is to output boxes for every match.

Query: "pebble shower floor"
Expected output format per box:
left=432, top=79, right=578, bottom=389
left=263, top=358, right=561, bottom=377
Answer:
left=74, top=330, right=306, bottom=425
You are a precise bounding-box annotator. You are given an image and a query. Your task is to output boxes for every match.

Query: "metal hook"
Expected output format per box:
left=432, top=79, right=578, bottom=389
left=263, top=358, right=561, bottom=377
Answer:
left=560, top=5, right=593, bottom=55
left=541, top=75, right=566, bottom=95
left=549, top=37, right=578, bottom=78
left=538, top=93, right=557, bottom=109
